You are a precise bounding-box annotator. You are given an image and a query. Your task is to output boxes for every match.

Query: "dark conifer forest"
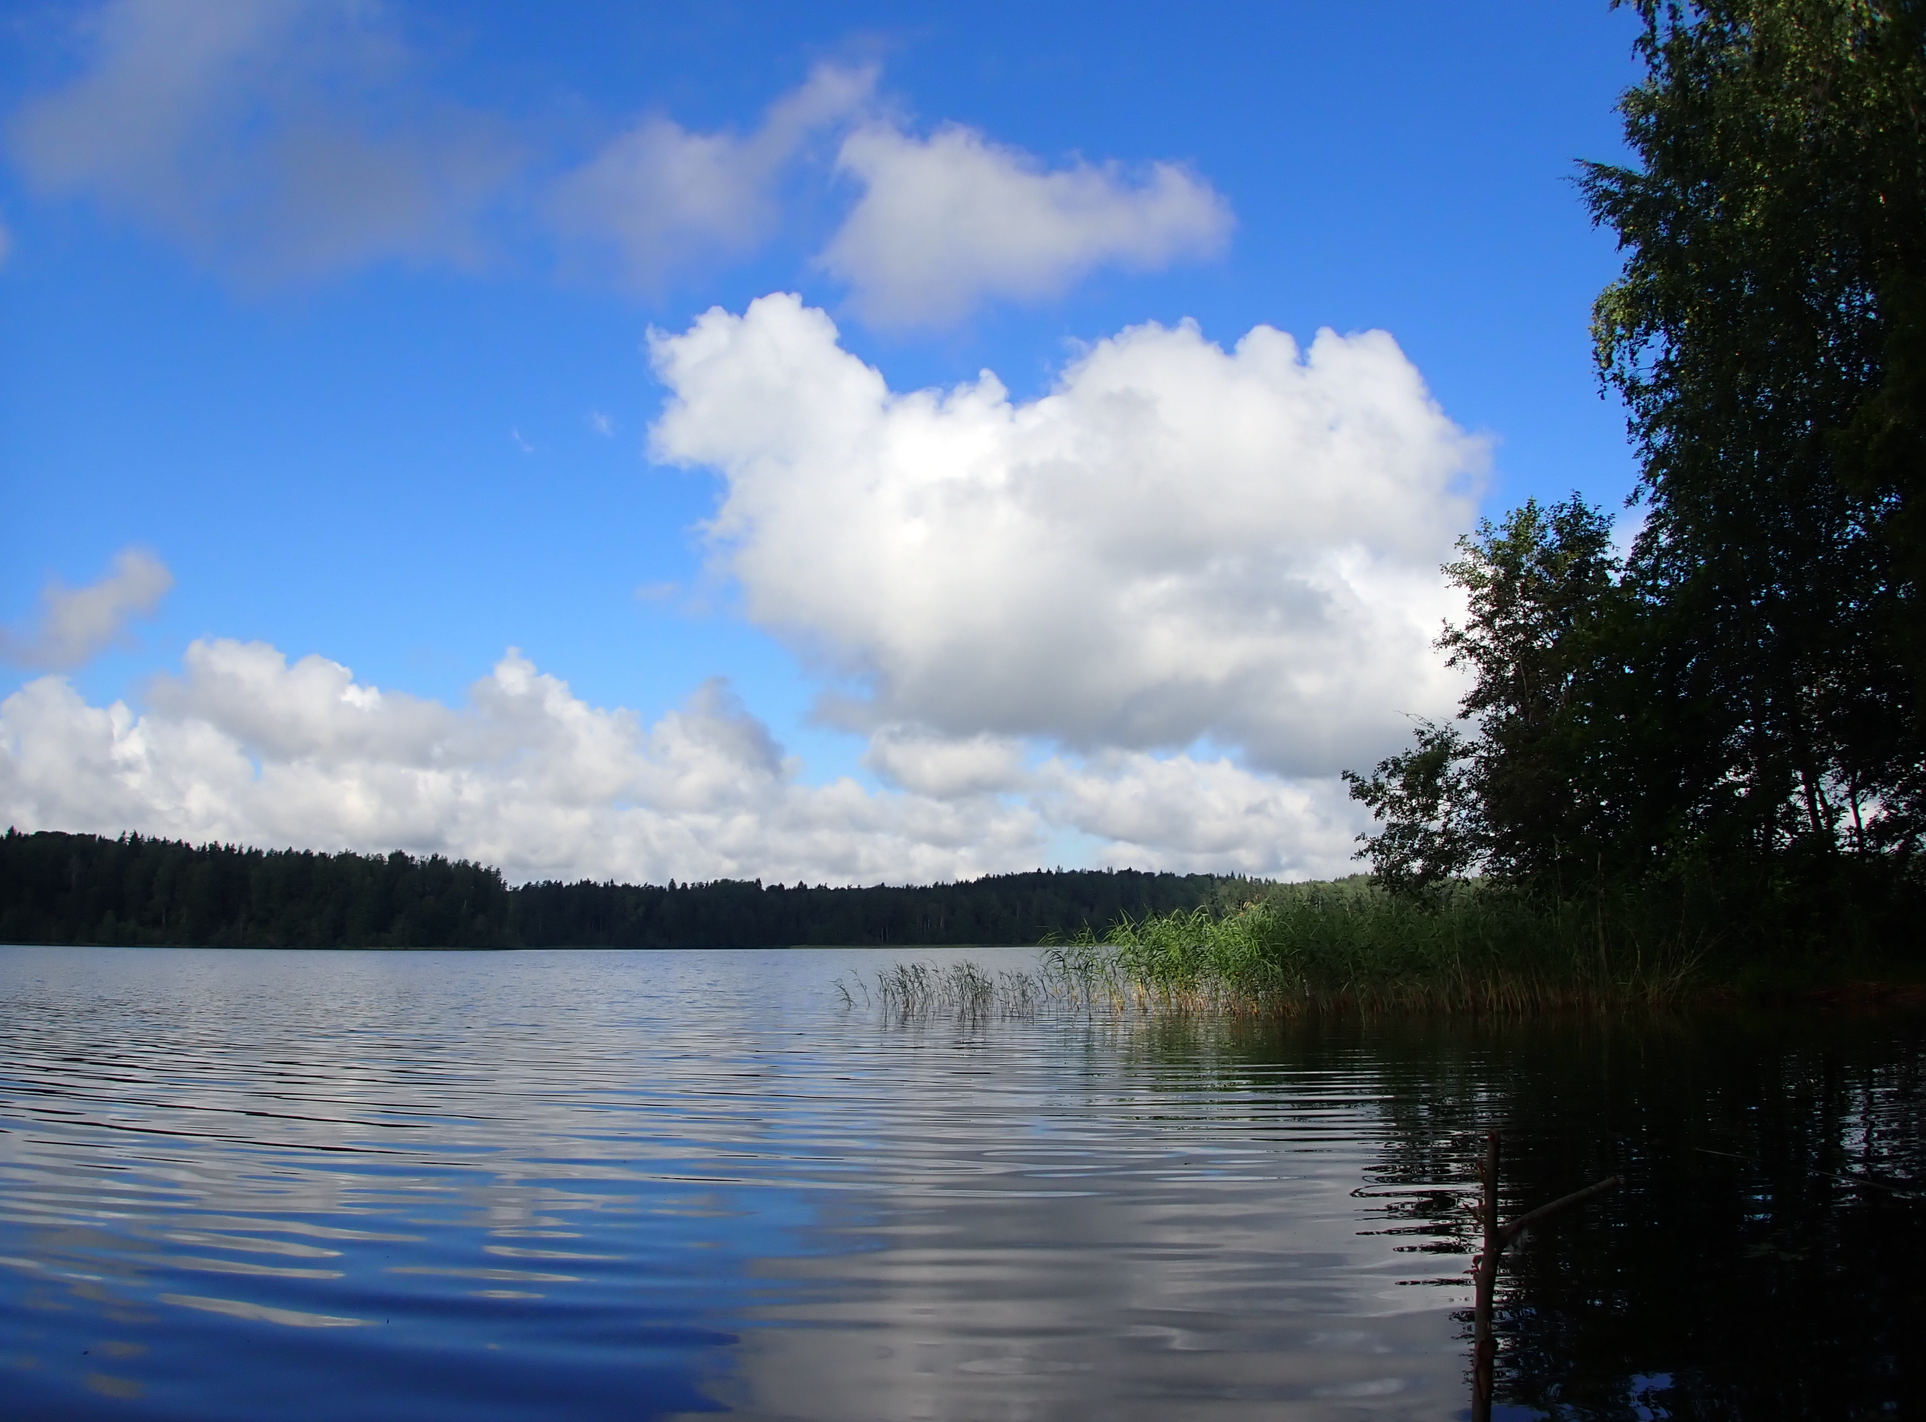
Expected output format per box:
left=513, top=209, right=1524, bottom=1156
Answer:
left=0, top=828, right=1242, bottom=949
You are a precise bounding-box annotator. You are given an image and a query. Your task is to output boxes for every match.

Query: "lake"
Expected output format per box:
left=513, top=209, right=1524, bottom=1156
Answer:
left=2, top=945, right=1921, bottom=1420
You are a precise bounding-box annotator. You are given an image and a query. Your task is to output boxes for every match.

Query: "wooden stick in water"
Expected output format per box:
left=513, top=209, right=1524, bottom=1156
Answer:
left=1470, top=1130, right=1621, bottom=1422
left=1472, top=1131, right=1500, bottom=1418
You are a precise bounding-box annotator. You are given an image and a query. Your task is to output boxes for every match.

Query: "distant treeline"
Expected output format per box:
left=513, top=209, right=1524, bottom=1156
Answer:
left=0, top=829, right=1248, bottom=949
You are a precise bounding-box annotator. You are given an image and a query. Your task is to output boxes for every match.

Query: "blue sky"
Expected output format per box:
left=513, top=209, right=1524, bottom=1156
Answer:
left=0, top=1, right=1647, bottom=885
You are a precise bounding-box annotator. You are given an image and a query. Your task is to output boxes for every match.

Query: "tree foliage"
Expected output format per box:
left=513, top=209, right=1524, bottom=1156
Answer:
left=1584, top=0, right=1926, bottom=865
left=1352, top=0, right=1926, bottom=935
left=1345, top=498, right=1627, bottom=896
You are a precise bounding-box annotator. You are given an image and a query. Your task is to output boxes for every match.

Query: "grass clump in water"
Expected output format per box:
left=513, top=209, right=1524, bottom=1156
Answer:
left=1046, top=879, right=1704, bottom=1015
left=856, top=959, right=1051, bottom=1022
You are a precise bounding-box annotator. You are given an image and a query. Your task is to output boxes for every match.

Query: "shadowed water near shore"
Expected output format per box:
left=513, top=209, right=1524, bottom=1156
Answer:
left=2, top=945, right=1921, bottom=1420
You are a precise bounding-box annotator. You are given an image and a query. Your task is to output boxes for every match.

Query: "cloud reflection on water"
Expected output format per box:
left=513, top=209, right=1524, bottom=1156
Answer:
left=8, top=947, right=1921, bottom=1419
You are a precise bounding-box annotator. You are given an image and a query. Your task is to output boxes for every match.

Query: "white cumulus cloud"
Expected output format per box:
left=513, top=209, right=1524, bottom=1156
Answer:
left=1, top=547, right=174, bottom=670
left=822, top=124, right=1232, bottom=327
left=548, top=63, right=875, bottom=288
left=650, top=294, right=1483, bottom=778
left=0, top=639, right=1368, bottom=883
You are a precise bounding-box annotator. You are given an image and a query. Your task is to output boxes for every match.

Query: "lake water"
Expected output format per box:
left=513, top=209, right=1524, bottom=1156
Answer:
left=2, top=945, right=1921, bottom=1421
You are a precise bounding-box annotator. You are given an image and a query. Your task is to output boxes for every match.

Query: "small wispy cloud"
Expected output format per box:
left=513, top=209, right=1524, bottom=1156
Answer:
left=7, top=10, right=1233, bottom=321
left=7, top=0, right=519, bottom=284
left=589, top=410, right=616, bottom=436
left=510, top=427, right=535, bottom=453
left=547, top=62, right=876, bottom=290
left=0, top=546, right=175, bottom=670
left=821, top=123, right=1232, bottom=328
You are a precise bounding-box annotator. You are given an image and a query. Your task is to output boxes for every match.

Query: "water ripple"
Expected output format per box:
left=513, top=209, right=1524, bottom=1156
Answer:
left=4, top=945, right=1923, bottom=1421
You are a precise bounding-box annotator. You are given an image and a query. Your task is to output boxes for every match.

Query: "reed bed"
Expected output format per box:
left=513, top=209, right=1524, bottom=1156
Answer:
left=851, top=882, right=1707, bottom=1021
left=1050, top=882, right=1705, bottom=1016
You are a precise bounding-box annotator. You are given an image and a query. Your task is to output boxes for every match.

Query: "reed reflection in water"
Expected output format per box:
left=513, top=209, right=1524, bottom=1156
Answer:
left=1, top=945, right=1921, bottom=1420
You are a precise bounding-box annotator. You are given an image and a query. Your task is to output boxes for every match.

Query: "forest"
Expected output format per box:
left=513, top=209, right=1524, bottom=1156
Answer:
left=0, top=828, right=1243, bottom=949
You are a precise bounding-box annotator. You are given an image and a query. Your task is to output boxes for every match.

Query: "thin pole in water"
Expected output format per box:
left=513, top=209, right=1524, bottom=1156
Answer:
left=1469, top=1130, right=1621, bottom=1422
left=1472, top=1131, right=1500, bottom=1416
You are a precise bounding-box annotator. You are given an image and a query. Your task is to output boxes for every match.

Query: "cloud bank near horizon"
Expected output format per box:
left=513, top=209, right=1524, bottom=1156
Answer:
left=0, top=296, right=1483, bottom=883
left=0, top=639, right=1364, bottom=885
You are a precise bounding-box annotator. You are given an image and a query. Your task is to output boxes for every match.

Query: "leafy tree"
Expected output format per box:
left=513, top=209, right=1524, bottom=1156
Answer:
left=1581, top=0, right=1926, bottom=871
left=1343, top=718, right=1479, bottom=897
left=1353, top=1, right=1926, bottom=930
left=1345, top=498, right=1626, bottom=896
left=1834, top=271, right=1926, bottom=850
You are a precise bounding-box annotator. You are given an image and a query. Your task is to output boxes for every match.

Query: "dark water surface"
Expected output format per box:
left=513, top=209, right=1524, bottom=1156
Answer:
left=2, top=946, right=1921, bottom=1421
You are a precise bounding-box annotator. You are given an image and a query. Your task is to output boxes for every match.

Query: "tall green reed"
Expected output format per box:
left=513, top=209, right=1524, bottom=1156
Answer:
left=858, top=958, right=1050, bottom=1023
left=1045, top=882, right=1705, bottom=1015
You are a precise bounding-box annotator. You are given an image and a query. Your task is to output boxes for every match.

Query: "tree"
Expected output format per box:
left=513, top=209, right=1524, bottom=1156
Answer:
left=1581, top=0, right=1926, bottom=872
left=1346, top=497, right=1627, bottom=896
left=1353, top=2, right=1926, bottom=917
